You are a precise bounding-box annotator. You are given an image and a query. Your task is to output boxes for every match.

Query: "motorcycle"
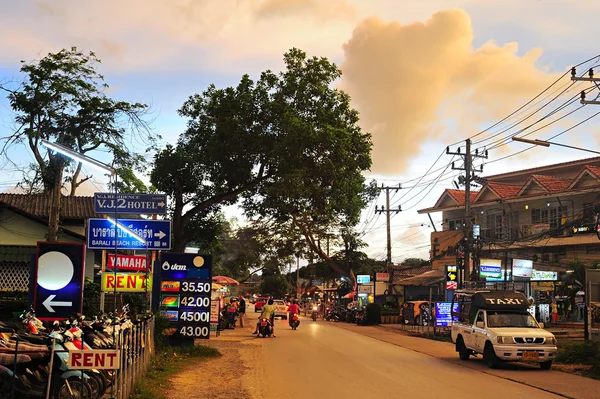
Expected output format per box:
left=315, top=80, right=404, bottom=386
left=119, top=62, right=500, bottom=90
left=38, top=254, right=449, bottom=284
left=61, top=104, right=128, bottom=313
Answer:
left=289, top=314, right=300, bottom=330
left=257, top=318, right=272, bottom=338
left=311, top=306, right=318, bottom=321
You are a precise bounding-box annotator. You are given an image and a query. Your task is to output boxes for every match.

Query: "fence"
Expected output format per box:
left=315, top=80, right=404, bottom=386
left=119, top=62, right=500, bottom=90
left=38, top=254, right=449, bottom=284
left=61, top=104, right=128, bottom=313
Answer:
left=0, top=317, right=154, bottom=399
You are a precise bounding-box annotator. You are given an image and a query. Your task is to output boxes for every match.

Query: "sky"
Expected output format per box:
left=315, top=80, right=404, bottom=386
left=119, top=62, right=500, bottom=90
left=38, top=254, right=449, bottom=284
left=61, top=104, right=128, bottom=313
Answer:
left=1, top=0, right=600, bottom=263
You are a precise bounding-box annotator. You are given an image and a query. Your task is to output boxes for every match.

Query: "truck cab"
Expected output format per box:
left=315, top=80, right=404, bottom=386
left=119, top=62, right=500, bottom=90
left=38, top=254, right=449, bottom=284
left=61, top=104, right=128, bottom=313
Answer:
left=451, top=290, right=557, bottom=370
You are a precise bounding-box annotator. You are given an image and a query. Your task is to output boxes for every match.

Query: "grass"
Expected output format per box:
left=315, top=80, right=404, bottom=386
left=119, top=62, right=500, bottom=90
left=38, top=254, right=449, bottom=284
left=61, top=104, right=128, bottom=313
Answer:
left=554, top=341, right=600, bottom=379
left=130, top=344, right=222, bottom=399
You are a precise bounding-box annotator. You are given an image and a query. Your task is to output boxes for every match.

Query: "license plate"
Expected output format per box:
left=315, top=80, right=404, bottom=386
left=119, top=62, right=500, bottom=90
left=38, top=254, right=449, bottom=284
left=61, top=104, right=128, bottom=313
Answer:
left=260, top=322, right=267, bottom=326
left=522, top=352, right=539, bottom=361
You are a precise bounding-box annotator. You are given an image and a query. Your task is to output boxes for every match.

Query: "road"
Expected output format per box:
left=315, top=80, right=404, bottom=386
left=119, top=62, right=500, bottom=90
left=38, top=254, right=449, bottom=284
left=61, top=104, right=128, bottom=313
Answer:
left=243, top=317, right=565, bottom=399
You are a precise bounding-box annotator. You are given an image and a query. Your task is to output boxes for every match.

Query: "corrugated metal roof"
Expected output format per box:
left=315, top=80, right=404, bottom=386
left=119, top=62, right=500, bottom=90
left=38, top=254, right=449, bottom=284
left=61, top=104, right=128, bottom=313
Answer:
left=394, top=270, right=445, bottom=286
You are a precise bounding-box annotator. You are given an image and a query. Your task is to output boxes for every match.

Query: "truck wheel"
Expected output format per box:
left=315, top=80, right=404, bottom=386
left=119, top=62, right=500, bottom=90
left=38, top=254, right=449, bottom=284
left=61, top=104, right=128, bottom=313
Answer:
left=456, top=337, right=470, bottom=361
left=540, top=360, right=553, bottom=370
left=483, top=343, right=501, bottom=369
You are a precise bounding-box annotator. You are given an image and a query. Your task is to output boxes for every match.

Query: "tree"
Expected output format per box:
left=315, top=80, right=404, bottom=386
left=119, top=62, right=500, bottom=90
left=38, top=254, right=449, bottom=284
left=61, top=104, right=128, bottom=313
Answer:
left=401, top=258, right=431, bottom=268
left=0, top=47, right=157, bottom=241
left=150, top=48, right=375, bottom=256
left=259, top=273, right=291, bottom=298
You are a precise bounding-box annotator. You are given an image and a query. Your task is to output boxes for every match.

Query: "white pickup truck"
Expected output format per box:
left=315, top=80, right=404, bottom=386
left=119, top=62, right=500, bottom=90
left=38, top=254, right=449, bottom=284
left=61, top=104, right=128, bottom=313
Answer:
left=451, top=290, right=558, bottom=370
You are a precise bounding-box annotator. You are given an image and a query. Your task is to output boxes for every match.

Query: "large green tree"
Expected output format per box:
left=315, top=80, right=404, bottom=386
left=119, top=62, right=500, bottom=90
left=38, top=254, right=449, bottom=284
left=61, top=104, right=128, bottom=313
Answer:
left=151, top=48, right=375, bottom=274
left=0, top=47, right=157, bottom=241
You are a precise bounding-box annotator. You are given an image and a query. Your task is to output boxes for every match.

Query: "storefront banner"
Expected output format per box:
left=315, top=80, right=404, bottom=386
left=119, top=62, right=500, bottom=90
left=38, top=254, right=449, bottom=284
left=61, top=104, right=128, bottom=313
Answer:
left=531, top=270, right=557, bottom=281
left=480, top=258, right=501, bottom=279
left=513, top=259, right=533, bottom=278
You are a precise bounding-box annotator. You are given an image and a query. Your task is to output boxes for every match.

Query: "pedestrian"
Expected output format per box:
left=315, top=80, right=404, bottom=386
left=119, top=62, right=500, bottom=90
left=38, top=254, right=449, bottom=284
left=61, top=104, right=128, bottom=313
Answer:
left=239, top=296, right=246, bottom=328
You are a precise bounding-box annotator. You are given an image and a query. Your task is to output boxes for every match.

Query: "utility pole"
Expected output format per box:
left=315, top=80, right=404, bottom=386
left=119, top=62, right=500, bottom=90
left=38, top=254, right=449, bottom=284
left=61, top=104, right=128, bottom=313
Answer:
left=375, top=184, right=401, bottom=268
left=447, top=140, right=488, bottom=285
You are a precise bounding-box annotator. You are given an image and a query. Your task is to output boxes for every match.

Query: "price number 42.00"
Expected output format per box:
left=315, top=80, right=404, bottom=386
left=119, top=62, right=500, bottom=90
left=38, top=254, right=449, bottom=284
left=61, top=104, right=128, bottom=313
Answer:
left=180, top=296, right=210, bottom=308
left=179, top=325, right=209, bottom=338
left=181, top=281, right=211, bottom=293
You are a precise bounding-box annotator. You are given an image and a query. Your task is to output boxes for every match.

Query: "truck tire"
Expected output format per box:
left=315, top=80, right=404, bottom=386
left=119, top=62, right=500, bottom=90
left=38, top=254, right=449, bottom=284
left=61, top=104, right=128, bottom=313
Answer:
left=483, top=342, right=501, bottom=369
left=456, top=337, right=470, bottom=361
left=540, top=360, right=553, bottom=370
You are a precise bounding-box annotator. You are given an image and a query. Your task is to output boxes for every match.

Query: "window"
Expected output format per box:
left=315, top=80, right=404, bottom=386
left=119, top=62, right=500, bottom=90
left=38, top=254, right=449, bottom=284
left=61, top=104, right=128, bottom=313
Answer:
left=448, top=219, right=463, bottom=231
left=486, top=211, right=518, bottom=240
left=583, top=203, right=597, bottom=224
left=531, top=206, right=567, bottom=228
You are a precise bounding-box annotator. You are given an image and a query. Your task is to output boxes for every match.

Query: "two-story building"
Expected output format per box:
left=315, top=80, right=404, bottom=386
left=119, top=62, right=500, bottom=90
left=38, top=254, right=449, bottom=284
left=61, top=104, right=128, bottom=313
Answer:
left=418, top=156, right=600, bottom=322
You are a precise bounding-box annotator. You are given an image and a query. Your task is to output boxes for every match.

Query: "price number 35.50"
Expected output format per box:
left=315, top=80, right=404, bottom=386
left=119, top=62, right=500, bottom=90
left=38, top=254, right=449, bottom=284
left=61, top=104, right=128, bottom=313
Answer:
left=181, top=281, right=211, bottom=293
left=179, top=325, right=209, bottom=338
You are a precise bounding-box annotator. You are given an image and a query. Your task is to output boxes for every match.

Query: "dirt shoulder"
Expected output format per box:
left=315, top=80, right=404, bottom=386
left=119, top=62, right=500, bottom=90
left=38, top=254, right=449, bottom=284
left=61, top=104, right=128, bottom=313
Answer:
left=166, top=322, right=263, bottom=399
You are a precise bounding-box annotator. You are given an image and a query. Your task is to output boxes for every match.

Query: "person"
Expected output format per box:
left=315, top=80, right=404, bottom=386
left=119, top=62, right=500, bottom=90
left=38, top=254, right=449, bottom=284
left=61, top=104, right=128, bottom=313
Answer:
left=288, top=299, right=300, bottom=325
left=239, top=296, right=246, bottom=327
left=253, top=298, right=276, bottom=337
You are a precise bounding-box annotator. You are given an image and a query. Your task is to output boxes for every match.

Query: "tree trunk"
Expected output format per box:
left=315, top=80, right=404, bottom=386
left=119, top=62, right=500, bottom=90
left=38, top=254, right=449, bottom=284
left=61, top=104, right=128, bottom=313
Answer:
left=47, top=168, right=64, bottom=242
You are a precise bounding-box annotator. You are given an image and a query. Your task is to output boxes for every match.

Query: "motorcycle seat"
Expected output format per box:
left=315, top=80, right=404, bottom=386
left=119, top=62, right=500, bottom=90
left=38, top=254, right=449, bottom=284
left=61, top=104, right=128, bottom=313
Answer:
left=0, top=352, right=32, bottom=364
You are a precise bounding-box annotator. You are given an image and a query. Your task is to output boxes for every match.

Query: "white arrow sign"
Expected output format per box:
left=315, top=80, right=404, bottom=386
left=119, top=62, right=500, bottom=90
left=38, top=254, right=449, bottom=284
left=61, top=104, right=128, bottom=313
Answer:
left=154, top=231, right=166, bottom=239
left=42, top=295, right=72, bottom=313
left=157, top=201, right=166, bottom=207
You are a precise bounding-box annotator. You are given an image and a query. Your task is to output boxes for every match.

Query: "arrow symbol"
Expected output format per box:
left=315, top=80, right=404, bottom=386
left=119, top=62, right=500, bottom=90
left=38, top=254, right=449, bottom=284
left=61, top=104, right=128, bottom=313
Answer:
left=157, top=201, right=165, bottom=207
left=42, top=295, right=72, bottom=313
left=154, top=231, right=166, bottom=239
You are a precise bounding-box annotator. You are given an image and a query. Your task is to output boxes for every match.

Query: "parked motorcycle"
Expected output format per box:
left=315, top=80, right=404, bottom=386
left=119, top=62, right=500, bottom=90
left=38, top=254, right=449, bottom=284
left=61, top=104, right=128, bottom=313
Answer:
left=289, top=314, right=300, bottom=330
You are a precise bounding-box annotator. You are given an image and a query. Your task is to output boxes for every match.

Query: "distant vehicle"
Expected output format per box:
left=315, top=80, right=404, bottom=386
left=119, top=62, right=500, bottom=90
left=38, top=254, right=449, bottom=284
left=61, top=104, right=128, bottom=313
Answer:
left=272, top=299, right=288, bottom=319
left=402, top=301, right=433, bottom=326
left=451, top=290, right=557, bottom=370
left=254, top=296, right=269, bottom=312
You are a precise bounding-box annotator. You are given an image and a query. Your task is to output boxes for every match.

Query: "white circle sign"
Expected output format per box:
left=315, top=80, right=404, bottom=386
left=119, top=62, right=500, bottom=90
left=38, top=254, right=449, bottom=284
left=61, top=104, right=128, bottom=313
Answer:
left=37, top=251, right=74, bottom=291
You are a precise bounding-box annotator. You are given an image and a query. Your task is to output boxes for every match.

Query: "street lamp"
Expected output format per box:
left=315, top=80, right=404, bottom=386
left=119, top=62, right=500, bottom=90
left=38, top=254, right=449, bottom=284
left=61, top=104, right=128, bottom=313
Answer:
left=512, top=137, right=600, bottom=155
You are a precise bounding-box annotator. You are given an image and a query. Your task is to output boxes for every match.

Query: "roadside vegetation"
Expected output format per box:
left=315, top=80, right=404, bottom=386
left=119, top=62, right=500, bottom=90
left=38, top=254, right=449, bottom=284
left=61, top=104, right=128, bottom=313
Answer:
left=554, top=341, right=600, bottom=379
left=130, top=316, right=222, bottom=399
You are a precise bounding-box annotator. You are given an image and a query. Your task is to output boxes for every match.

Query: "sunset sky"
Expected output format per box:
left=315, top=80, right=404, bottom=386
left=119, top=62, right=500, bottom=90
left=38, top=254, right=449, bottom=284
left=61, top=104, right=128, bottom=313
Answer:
left=1, top=0, right=600, bottom=262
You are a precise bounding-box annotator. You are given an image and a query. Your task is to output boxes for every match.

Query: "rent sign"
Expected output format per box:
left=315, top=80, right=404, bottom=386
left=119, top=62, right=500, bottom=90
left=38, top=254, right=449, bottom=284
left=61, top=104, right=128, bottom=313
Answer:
left=107, top=254, right=148, bottom=272
left=67, top=350, right=120, bottom=370
left=101, top=273, right=153, bottom=292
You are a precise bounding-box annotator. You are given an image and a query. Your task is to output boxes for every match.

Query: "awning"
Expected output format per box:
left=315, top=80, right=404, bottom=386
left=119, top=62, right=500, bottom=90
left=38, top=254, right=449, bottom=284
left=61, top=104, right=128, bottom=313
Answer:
left=394, top=270, right=445, bottom=287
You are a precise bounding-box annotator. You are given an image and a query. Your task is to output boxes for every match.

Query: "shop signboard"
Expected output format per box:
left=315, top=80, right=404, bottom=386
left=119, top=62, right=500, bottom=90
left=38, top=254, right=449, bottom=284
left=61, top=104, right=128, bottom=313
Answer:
left=107, top=254, right=148, bottom=272
left=357, top=275, right=371, bottom=284
left=513, top=259, right=533, bottom=278
left=100, top=273, right=152, bottom=293
left=376, top=273, right=390, bottom=281
left=446, top=265, right=457, bottom=290
left=158, top=253, right=213, bottom=340
left=435, top=302, right=459, bottom=327
left=531, top=270, right=557, bottom=281
left=486, top=270, right=512, bottom=282
left=479, top=258, right=502, bottom=279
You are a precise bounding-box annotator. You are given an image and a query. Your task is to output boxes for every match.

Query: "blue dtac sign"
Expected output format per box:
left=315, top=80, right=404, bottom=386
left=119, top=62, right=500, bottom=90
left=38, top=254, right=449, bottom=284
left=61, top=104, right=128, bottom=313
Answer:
left=87, top=218, right=171, bottom=250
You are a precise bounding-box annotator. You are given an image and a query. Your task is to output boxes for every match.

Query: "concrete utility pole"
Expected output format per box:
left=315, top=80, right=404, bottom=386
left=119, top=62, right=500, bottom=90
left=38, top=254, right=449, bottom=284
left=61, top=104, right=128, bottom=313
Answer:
left=447, top=140, right=487, bottom=284
left=375, top=184, right=401, bottom=268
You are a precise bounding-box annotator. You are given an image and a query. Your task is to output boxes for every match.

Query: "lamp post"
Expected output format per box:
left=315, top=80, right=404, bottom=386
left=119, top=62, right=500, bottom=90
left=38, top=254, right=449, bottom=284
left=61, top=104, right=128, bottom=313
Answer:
left=513, top=136, right=596, bottom=340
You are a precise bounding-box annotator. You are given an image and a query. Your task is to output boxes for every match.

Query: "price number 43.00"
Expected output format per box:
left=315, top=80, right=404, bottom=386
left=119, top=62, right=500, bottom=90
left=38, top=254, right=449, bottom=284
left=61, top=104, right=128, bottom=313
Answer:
left=180, top=296, right=210, bottom=308
left=179, top=325, right=209, bottom=337
left=181, top=281, right=211, bottom=293
left=180, top=311, right=210, bottom=322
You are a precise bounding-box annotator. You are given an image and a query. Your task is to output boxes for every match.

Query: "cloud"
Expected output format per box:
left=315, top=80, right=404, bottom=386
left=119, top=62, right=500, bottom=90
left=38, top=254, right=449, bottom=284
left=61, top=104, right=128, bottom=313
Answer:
left=340, top=9, right=560, bottom=175
left=256, top=0, right=355, bottom=20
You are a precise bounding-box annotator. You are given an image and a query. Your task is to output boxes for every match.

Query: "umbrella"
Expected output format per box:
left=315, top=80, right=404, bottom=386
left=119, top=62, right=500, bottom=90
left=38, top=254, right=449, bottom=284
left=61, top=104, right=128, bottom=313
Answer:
left=212, top=276, right=240, bottom=286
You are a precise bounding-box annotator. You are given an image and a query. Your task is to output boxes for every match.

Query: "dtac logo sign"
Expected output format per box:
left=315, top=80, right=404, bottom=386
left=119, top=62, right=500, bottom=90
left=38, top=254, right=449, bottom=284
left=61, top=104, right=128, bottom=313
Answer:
left=161, top=261, right=187, bottom=271
left=485, top=298, right=524, bottom=305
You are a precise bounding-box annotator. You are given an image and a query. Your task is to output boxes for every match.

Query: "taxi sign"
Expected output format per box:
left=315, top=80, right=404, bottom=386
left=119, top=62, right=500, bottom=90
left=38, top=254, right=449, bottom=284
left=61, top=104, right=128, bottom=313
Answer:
left=101, top=273, right=152, bottom=292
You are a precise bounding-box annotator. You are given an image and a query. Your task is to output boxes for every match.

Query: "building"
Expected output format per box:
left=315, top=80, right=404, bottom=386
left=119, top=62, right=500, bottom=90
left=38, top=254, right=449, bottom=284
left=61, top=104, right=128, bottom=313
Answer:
left=418, top=156, right=600, bottom=321
left=0, top=193, right=100, bottom=291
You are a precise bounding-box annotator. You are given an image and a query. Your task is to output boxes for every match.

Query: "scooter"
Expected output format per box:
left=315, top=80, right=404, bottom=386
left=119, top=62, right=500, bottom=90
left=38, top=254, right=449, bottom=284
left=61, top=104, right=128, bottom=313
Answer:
left=311, top=306, right=318, bottom=321
left=289, top=314, right=300, bottom=330
left=257, top=318, right=272, bottom=338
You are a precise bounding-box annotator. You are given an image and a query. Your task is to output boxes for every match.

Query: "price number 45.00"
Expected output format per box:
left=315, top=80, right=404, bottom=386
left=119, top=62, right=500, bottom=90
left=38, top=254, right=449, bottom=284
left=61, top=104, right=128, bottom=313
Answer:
left=181, top=281, right=211, bottom=293
left=179, top=325, right=209, bottom=338
left=180, top=311, right=210, bottom=322
left=180, top=296, right=210, bottom=308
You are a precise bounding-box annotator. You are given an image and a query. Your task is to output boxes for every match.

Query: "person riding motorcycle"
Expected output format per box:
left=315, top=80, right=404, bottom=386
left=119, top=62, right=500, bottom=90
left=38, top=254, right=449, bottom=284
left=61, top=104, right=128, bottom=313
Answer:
left=253, top=298, right=276, bottom=337
left=288, top=299, right=300, bottom=326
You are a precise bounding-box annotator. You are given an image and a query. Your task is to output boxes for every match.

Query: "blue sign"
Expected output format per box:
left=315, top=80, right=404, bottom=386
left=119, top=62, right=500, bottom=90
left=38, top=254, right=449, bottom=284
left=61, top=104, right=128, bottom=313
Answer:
left=435, top=302, right=459, bottom=327
left=34, top=242, right=85, bottom=320
left=87, top=218, right=171, bottom=250
left=93, top=192, right=168, bottom=214
left=157, top=253, right=213, bottom=340
left=357, top=275, right=371, bottom=284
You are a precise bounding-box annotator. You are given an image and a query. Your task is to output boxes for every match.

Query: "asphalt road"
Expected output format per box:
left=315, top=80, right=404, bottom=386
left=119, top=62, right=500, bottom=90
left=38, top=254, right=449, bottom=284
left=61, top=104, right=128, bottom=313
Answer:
left=245, top=316, right=563, bottom=399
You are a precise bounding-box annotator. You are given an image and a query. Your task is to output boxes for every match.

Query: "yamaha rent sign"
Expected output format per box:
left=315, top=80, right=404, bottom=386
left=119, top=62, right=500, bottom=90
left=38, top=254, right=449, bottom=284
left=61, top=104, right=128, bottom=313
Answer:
left=155, top=253, right=213, bottom=341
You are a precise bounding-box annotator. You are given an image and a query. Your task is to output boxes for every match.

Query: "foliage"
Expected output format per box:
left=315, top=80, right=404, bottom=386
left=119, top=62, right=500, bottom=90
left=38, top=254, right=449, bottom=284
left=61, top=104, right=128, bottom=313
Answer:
left=123, top=293, right=145, bottom=318
left=259, top=273, right=291, bottom=298
left=365, top=303, right=381, bottom=325
left=153, top=313, right=172, bottom=351
left=82, top=278, right=101, bottom=316
left=555, top=341, right=600, bottom=373
left=0, top=47, right=157, bottom=241
left=401, top=258, right=431, bottom=267
left=150, top=48, right=374, bottom=257
left=131, top=343, right=220, bottom=399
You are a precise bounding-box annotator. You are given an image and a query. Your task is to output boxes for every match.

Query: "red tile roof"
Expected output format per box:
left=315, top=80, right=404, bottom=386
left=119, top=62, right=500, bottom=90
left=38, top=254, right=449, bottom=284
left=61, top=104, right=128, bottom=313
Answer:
left=0, top=193, right=100, bottom=220
left=530, top=175, right=571, bottom=192
left=487, top=182, right=521, bottom=198
left=446, top=189, right=479, bottom=205
left=392, top=265, right=433, bottom=284
left=583, top=165, right=600, bottom=178
left=485, top=155, right=600, bottom=181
